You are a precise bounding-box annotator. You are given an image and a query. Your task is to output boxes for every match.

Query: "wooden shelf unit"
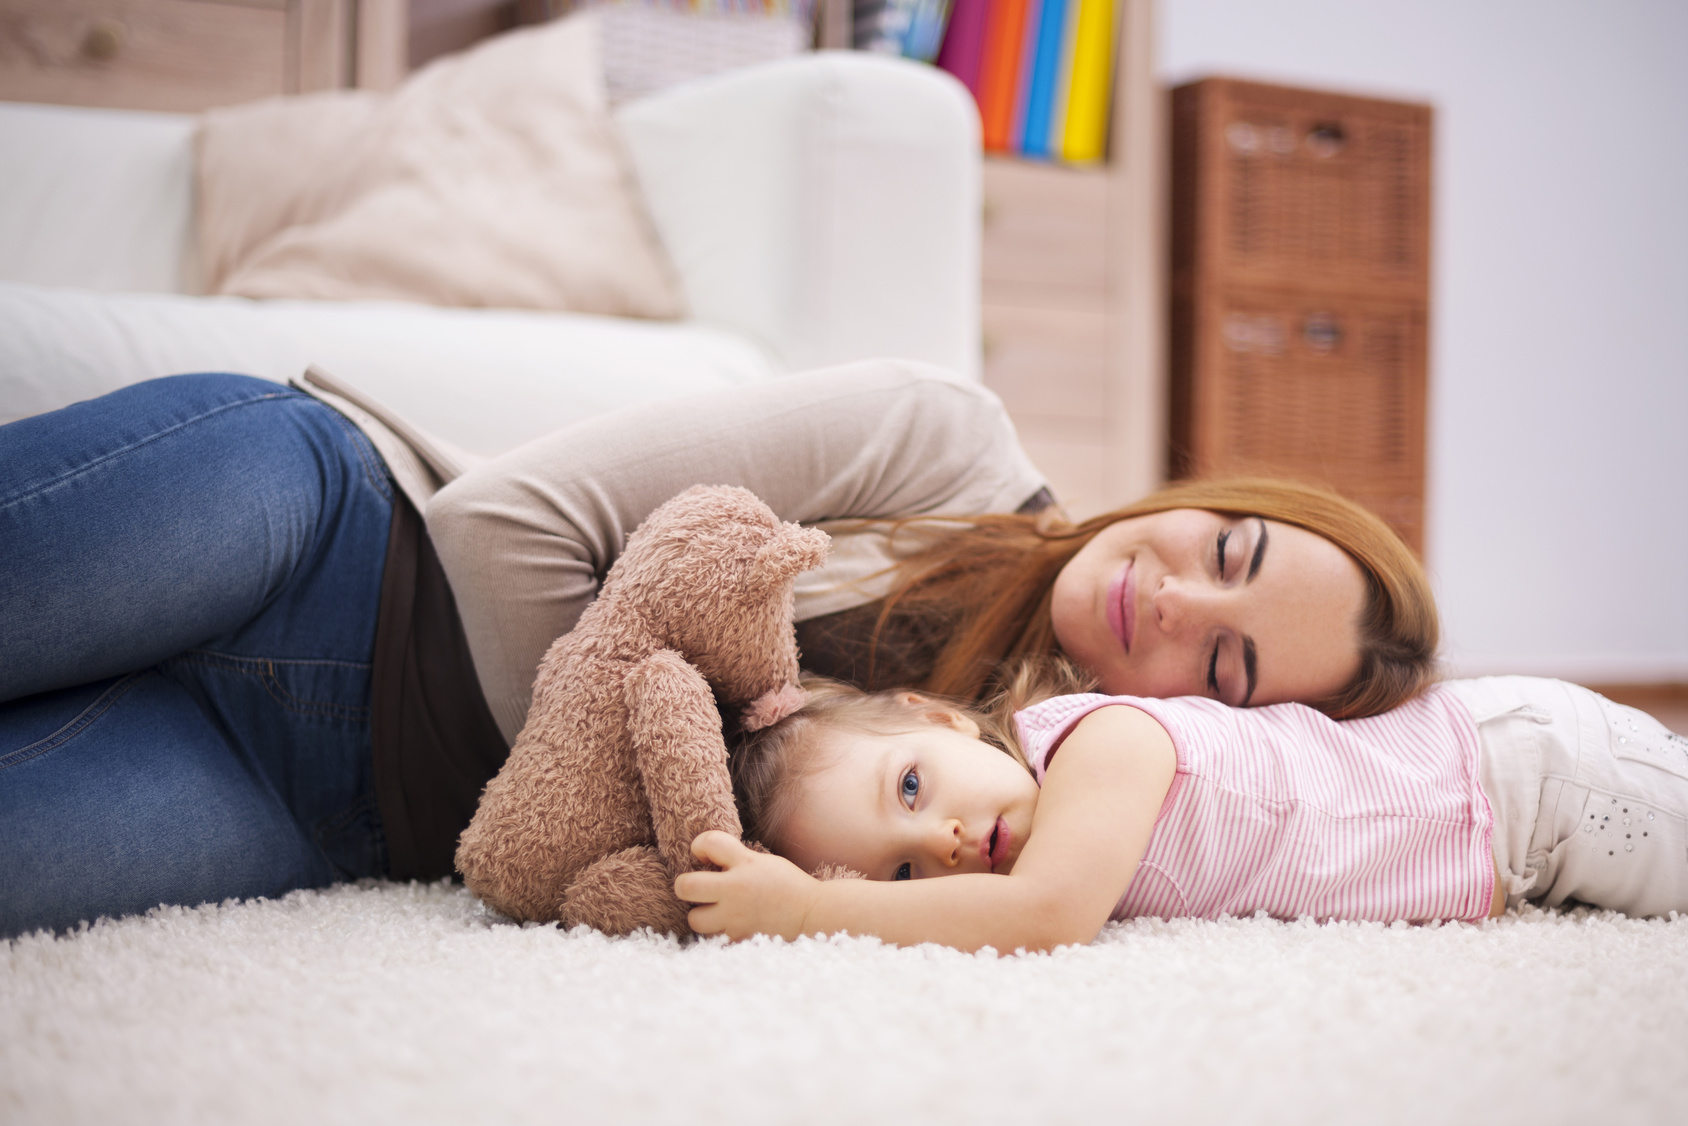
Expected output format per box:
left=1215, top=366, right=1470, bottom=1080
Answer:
left=977, top=0, right=1167, bottom=521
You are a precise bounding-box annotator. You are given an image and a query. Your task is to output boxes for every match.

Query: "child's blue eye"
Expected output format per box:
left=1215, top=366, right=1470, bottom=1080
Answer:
left=899, top=769, right=919, bottom=808
left=895, top=863, right=912, bottom=881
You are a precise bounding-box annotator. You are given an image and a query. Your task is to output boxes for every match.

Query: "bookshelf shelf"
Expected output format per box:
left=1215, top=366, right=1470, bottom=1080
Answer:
left=977, top=0, right=1166, bottom=519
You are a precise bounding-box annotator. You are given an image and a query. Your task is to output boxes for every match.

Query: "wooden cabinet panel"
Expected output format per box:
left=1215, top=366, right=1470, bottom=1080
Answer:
left=981, top=303, right=1109, bottom=426
left=1013, top=421, right=1112, bottom=525
left=980, top=159, right=1117, bottom=519
left=981, top=158, right=1109, bottom=311
left=0, top=0, right=290, bottom=112
left=0, top=0, right=400, bottom=110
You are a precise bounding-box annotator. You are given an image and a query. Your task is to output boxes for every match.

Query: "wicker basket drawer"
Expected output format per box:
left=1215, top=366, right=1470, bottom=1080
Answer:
left=1173, top=78, right=1431, bottom=301
left=1171, top=286, right=1427, bottom=549
left=0, top=0, right=290, bottom=113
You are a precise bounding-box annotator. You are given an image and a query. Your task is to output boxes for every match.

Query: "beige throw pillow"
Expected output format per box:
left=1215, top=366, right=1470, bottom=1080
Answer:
left=196, top=13, right=685, bottom=319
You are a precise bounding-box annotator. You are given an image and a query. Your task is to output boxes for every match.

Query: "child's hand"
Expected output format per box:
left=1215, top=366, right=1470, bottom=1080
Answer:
left=676, top=831, right=821, bottom=941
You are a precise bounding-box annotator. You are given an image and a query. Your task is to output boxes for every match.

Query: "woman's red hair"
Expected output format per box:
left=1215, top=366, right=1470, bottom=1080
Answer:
left=872, top=477, right=1438, bottom=719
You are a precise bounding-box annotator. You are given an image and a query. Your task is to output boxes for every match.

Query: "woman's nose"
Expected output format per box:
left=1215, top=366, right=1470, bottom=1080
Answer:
left=926, top=819, right=962, bottom=868
left=1153, top=576, right=1219, bottom=635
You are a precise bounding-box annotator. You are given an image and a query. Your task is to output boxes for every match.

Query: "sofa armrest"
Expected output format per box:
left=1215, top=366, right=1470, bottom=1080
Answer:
left=614, top=52, right=982, bottom=379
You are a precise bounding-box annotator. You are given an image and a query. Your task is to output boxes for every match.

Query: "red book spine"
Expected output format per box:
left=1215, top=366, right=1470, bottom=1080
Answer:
left=978, top=0, right=1032, bottom=152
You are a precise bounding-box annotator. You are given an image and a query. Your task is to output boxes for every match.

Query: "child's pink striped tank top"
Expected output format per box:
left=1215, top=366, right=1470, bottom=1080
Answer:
left=1015, top=687, right=1495, bottom=923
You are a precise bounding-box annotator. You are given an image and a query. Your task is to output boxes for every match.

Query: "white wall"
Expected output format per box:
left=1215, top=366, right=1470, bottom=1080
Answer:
left=1161, top=0, right=1688, bottom=683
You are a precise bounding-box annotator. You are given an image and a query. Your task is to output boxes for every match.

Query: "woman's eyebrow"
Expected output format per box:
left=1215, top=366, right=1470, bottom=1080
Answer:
left=1246, top=518, right=1269, bottom=582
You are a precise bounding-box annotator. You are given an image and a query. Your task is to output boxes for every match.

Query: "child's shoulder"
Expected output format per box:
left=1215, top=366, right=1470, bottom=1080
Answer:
left=1015, top=693, right=1190, bottom=782
left=1015, top=686, right=1476, bottom=782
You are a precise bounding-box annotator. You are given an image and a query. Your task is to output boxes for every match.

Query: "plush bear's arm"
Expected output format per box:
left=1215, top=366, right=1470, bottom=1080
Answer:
left=625, top=649, right=745, bottom=878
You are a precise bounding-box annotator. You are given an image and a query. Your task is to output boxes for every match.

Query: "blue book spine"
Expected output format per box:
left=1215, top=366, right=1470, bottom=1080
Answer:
left=1020, top=0, right=1069, bottom=158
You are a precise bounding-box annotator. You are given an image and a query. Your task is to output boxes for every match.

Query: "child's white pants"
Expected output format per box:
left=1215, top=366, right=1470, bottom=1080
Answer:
left=1443, top=676, right=1688, bottom=916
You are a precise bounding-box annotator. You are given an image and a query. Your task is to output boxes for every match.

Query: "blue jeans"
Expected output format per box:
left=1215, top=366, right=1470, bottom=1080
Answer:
left=0, top=374, right=393, bottom=937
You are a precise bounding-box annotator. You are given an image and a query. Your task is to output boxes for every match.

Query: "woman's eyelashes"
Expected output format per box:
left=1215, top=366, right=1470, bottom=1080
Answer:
left=1216, top=528, right=1231, bottom=579
left=898, top=767, right=920, bottom=809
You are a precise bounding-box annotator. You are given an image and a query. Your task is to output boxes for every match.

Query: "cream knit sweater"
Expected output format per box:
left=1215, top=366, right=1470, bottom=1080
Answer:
left=305, top=360, right=1049, bottom=742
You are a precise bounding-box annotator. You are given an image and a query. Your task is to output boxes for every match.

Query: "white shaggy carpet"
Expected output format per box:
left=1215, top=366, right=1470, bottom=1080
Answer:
left=4, top=882, right=1686, bottom=1125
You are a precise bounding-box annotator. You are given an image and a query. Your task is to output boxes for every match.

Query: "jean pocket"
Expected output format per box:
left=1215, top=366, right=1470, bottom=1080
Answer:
left=315, top=789, right=388, bottom=881
left=171, top=650, right=371, bottom=722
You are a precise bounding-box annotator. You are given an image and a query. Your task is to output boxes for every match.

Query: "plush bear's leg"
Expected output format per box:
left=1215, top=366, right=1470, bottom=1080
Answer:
left=561, top=846, right=691, bottom=937
left=624, top=649, right=744, bottom=879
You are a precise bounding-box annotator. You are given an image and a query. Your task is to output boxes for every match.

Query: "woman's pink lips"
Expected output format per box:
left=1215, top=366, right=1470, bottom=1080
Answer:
left=1105, top=561, right=1137, bottom=654
left=985, top=817, right=1011, bottom=871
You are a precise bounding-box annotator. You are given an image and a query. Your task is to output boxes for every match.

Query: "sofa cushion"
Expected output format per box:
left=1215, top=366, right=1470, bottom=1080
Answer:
left=196, top=13, right=685, bottom=320
left=0, top=282, right=772, bottom=451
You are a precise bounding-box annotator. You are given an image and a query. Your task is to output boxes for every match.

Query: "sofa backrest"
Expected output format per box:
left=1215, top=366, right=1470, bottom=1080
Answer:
left=0, top=101, right=199, bottom=294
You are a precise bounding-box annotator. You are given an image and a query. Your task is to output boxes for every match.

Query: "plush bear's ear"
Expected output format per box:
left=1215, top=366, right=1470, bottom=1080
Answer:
left=751, top=524, right=831, bottom=592
left=810, top=863, right=865, bottom=882
left=742, top=684, right=807, bottom=731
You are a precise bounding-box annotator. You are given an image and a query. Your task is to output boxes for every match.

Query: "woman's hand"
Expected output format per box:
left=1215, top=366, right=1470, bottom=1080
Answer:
left=676, top=831, right=822, bottom=941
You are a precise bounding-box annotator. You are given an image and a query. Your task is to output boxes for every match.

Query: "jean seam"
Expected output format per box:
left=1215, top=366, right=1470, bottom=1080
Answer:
left=0, top=390, right=300, bottom=513
left=171, top=650, right=371, bottom=721
left=313, top=398, right=395, bottom=503
left=0, top=673, right=146, bottom=770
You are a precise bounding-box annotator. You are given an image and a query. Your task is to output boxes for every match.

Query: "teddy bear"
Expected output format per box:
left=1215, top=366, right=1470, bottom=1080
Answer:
left=455, top=484, right=831, bottom=936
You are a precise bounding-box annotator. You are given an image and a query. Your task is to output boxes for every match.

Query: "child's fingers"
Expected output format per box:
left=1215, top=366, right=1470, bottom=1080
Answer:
left=674, top=869, right=719, bottom=905
left=686, top=903, right=725, bottom=936
left=690, top=829, right=747, bottom=867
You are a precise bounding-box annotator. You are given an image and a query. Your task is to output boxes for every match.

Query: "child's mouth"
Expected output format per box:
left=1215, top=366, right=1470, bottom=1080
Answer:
left=986, top=818, right=1011, bottom=871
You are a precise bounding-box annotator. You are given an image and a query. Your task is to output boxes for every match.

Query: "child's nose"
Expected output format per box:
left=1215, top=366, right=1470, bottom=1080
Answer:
left=927, top=819, right=962, bottom=868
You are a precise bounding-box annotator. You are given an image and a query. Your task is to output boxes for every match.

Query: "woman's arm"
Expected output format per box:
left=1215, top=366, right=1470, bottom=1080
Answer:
left=426, top=360, right=1046, bottom=742
left=679, top=705, right=1178, bottom=953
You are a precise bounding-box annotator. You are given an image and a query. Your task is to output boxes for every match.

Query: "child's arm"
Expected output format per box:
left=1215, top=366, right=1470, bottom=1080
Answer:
left=677, top=704, right=1177, bottom=953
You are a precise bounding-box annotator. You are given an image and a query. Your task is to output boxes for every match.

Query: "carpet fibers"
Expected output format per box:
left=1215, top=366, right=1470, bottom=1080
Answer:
left=4, top=881, right=1686, bottom=1125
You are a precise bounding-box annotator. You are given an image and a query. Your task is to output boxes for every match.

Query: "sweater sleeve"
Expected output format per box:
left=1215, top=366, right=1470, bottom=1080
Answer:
left=425, top=359, right=1048, bottom=742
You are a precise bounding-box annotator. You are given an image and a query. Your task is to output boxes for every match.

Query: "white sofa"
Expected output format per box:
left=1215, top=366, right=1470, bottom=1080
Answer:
left=0, top=51, right=980, bottom=456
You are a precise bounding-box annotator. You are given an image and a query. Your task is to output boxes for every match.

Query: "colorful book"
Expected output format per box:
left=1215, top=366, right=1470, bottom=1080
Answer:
left=977, top=0, right=1031, bottom=152
left=934, top=0, right=988, bottom=100
left=903, top=0, right=954, bottom=61
left=1019, top=0, right=1069, bottom=157
left=1006, top=0, right=1043, bottom=152
left=1061, top=0, right=1115, bottom=163
left=1046, top=0, right=1081, bottom=153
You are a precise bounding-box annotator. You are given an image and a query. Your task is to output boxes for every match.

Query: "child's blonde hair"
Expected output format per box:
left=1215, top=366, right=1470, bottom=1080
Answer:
left=730, top=657, right=1096, bottom=851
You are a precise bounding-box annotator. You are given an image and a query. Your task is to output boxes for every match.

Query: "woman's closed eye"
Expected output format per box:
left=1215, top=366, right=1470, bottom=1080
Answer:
left=1216, top=528, right=1231, bottom=579
left=899, top=768, right=920, bottom=809
left=1207, top=635, right=1257, bottom=706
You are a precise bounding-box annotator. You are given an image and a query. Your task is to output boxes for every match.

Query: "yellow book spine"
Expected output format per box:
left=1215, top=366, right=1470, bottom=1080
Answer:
left=1060, top=0, right=1115, bottom=163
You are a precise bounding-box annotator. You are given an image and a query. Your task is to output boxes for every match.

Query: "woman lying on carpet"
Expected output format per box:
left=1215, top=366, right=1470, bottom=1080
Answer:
left=678, top=667, right=1688, bottom=951
left=1, top=362, right=1432, bottom=937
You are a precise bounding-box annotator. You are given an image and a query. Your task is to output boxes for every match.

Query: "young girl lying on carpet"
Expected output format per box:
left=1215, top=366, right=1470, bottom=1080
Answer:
left=675, top=668, right=1688, bottom=952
